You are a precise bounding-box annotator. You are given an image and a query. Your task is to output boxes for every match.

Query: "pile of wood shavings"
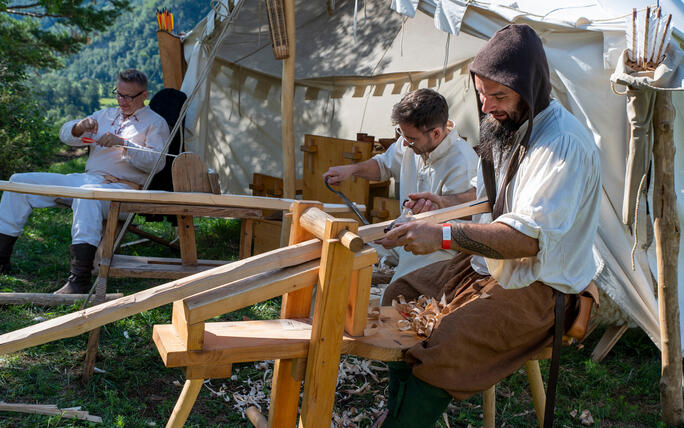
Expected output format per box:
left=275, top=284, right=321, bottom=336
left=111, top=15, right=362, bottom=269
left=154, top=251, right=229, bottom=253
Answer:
left=392, top=294, right=451, bottom=338
left=200, top=357, right=389, bottom=427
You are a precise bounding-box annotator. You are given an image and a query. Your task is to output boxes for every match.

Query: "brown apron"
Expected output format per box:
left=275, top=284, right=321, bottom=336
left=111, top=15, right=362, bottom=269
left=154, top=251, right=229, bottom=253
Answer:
left=382, top=253, right=577, bottom=400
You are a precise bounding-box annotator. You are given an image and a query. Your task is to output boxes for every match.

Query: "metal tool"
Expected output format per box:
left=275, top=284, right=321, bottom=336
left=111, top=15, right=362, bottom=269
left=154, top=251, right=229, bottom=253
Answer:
left=384, top=199, right=412, bottom=233
left=323, top=176, right=369, bottom=225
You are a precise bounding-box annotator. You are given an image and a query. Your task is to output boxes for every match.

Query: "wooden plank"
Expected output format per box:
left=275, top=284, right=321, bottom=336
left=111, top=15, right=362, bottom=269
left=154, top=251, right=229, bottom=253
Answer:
left=153, top=321, right=313, bottom=367
left=118, top=202, right=262, bottom=218
left=0, top=200, right=486, bottom=355
left=183, top=261, right=320, bottom=325
left=357, top=198, right=490, bottom=242
left=0, top=181, right=363, bottom=213
left=0, top=240, right=324, bottom=355
left=181, top=247, right=376, bottom=325
left=0, top=293, right=123, bottom=305
left=299, top=218, right=357, bottom=427
left=0, top=402, right=102, bottom=423
left=153, top=307, right=419, bottom=368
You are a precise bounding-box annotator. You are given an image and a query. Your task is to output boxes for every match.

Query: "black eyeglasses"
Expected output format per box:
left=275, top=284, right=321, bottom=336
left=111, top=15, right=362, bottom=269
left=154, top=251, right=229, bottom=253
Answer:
left=112, top=88, right=145, bottom=101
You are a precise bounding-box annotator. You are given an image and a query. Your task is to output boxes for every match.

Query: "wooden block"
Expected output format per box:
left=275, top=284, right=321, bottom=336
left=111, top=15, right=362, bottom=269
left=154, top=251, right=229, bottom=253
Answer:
left=172, top=301, right=204, bottom=351
left=345, top=266, right=373, bottom=336
left=371, top=197, right=400, bottom=223
left=184, top=364, right=232, bottom=380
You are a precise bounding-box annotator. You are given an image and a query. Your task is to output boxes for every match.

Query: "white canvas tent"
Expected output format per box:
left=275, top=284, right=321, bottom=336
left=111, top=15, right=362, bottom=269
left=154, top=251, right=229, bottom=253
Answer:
left=178, top=0, right=684, bottom=352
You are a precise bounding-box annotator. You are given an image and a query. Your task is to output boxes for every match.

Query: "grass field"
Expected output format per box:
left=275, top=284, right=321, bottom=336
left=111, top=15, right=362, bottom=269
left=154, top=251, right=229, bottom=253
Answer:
left=0, top=152, right=667, bottom=427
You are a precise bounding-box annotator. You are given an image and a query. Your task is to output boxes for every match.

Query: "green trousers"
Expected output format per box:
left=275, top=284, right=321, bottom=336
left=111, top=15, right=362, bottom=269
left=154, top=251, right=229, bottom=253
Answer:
left=381, top=361, right=452, bottom=428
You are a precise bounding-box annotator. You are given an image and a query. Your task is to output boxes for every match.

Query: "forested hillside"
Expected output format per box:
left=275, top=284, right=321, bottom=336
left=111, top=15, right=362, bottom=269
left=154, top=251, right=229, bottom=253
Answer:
left=34, top=0, right=210, bottom=122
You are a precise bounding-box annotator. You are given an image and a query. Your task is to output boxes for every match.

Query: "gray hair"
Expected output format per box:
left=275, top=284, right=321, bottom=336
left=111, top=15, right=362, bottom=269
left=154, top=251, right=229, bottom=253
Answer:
left=118, top=69, right=148, bottom=88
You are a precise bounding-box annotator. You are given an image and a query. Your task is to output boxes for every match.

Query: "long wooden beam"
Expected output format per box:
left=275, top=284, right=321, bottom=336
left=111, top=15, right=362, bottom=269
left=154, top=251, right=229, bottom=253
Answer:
left=0, top=181, right=361, bottom=213
left=0, top=198, right=489, bottom=355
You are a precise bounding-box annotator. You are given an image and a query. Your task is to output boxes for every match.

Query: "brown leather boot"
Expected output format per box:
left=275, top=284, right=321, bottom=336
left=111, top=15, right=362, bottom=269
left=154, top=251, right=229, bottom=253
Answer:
left=54, top=243, right=97, bottom=294
left=0, top=233, right=18, bottom=274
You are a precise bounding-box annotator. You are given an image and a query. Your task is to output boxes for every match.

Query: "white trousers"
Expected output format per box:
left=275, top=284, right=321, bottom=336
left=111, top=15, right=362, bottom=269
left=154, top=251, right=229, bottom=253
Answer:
left=0, top=172, right=132, bottom=247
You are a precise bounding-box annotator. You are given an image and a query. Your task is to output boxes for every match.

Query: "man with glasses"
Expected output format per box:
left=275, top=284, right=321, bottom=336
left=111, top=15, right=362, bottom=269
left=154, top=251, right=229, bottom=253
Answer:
left=0, top=69, right=170, bottom=294
left=323, top=88, right=478, bottom=284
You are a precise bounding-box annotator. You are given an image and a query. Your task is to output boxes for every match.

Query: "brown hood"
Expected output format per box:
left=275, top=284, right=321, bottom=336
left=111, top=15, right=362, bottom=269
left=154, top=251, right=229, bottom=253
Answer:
left=469, top=24, right=552, bottom=217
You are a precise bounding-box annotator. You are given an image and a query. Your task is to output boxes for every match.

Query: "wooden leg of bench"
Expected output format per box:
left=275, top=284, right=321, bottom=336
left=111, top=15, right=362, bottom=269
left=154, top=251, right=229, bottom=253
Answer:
left=240, top=219, right=254, bottom=259
left=82, top=203, right=121, bottom=383
left=591, top=323, right=628, bottom=362
left=525, top=359, right=545, bottom=427
left=166, top=378, right=203, bottom=428
left=483, top=385, right=496, bottom=428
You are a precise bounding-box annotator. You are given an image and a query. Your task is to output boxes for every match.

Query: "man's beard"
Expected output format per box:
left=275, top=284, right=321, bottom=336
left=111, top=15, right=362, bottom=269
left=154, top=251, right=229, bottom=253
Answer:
left=476, top=113, right=519, bottom=166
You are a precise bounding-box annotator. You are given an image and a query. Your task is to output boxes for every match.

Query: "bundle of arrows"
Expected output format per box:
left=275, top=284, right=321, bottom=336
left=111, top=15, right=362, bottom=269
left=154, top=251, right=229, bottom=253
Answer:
left=626, top=6, right=673, bottom=72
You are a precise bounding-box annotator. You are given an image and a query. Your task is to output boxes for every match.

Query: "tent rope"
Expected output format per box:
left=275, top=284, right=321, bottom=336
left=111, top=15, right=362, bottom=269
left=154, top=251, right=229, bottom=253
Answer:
left=630, top=172, right=648, bottom=271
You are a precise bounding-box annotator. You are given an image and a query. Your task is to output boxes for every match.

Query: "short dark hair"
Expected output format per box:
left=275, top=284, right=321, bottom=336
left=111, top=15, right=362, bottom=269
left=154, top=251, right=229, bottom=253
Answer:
left=118, top=69, right=148, bottom=89
left=390, top=88, right=449, bottom=131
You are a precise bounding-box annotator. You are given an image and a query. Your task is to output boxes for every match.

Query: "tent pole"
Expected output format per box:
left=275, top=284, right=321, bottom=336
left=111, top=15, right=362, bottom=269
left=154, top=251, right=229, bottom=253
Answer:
left=280, top=0, right=296, bottom=246
left=652, top=90, right=683, bottom=425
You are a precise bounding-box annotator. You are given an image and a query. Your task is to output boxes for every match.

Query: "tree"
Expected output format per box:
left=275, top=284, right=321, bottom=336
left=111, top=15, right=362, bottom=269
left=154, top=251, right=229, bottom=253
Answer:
left=0, top=0, right=130, bottom=179
left=0, top=0, right=130, bottom=79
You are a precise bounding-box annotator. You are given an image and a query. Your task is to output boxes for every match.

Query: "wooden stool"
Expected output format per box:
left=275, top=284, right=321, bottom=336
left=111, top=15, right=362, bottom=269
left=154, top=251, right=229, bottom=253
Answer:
left=483, top=284, right=598, bottom=428
left=482, top=344, right=558, bottom=428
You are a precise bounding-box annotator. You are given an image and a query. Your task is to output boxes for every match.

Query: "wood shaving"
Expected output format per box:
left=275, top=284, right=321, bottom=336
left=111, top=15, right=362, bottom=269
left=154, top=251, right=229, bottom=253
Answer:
left=392, top=294, right=454, bottom=338
left=579, top=409, right=594, bottom=426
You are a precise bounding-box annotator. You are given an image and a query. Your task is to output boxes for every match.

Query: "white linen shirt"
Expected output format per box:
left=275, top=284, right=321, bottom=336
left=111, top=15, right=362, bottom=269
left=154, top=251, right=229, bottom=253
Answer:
left=60, top=106, right=170, bottom=185
left=374, top=122, right=479, bottom=281
left=470, top=100, right=601, bottom=294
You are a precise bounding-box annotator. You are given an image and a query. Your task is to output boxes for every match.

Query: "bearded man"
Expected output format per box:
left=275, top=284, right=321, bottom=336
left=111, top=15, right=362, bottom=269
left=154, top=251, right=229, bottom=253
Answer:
left=373, top=24, right=601, bottom=427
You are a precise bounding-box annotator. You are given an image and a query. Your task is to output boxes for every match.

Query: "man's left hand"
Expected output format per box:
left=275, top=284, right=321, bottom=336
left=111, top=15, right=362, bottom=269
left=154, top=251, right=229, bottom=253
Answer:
left=97, top=132, right=125, bottom=147
left=405, top=192, right=442, bottom=213
left=375, top=220, right=443, bottom=254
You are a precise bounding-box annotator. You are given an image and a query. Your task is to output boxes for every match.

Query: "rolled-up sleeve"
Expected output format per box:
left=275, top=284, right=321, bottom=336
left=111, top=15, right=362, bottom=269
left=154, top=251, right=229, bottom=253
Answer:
left=372, top=139, right=403, bottom=182
left=60, top=119, right=89, bottom=146
left=487, top=132, right=601, bottom=290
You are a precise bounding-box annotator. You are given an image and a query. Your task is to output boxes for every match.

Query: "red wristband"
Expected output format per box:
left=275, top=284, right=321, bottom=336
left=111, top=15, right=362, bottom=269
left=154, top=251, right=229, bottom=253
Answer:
left=442, top=224, right=451, bottom=249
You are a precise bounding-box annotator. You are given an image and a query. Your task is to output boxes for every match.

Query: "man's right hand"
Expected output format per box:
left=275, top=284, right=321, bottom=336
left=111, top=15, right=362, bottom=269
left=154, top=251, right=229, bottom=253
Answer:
left=72, top=118, right=98, bottom=137
left=322, top=165, right=355, bottom=186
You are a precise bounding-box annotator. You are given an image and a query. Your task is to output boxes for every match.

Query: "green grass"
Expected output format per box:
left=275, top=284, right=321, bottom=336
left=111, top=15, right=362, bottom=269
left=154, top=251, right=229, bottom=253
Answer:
left=0, top=154, right=666, bottom=427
